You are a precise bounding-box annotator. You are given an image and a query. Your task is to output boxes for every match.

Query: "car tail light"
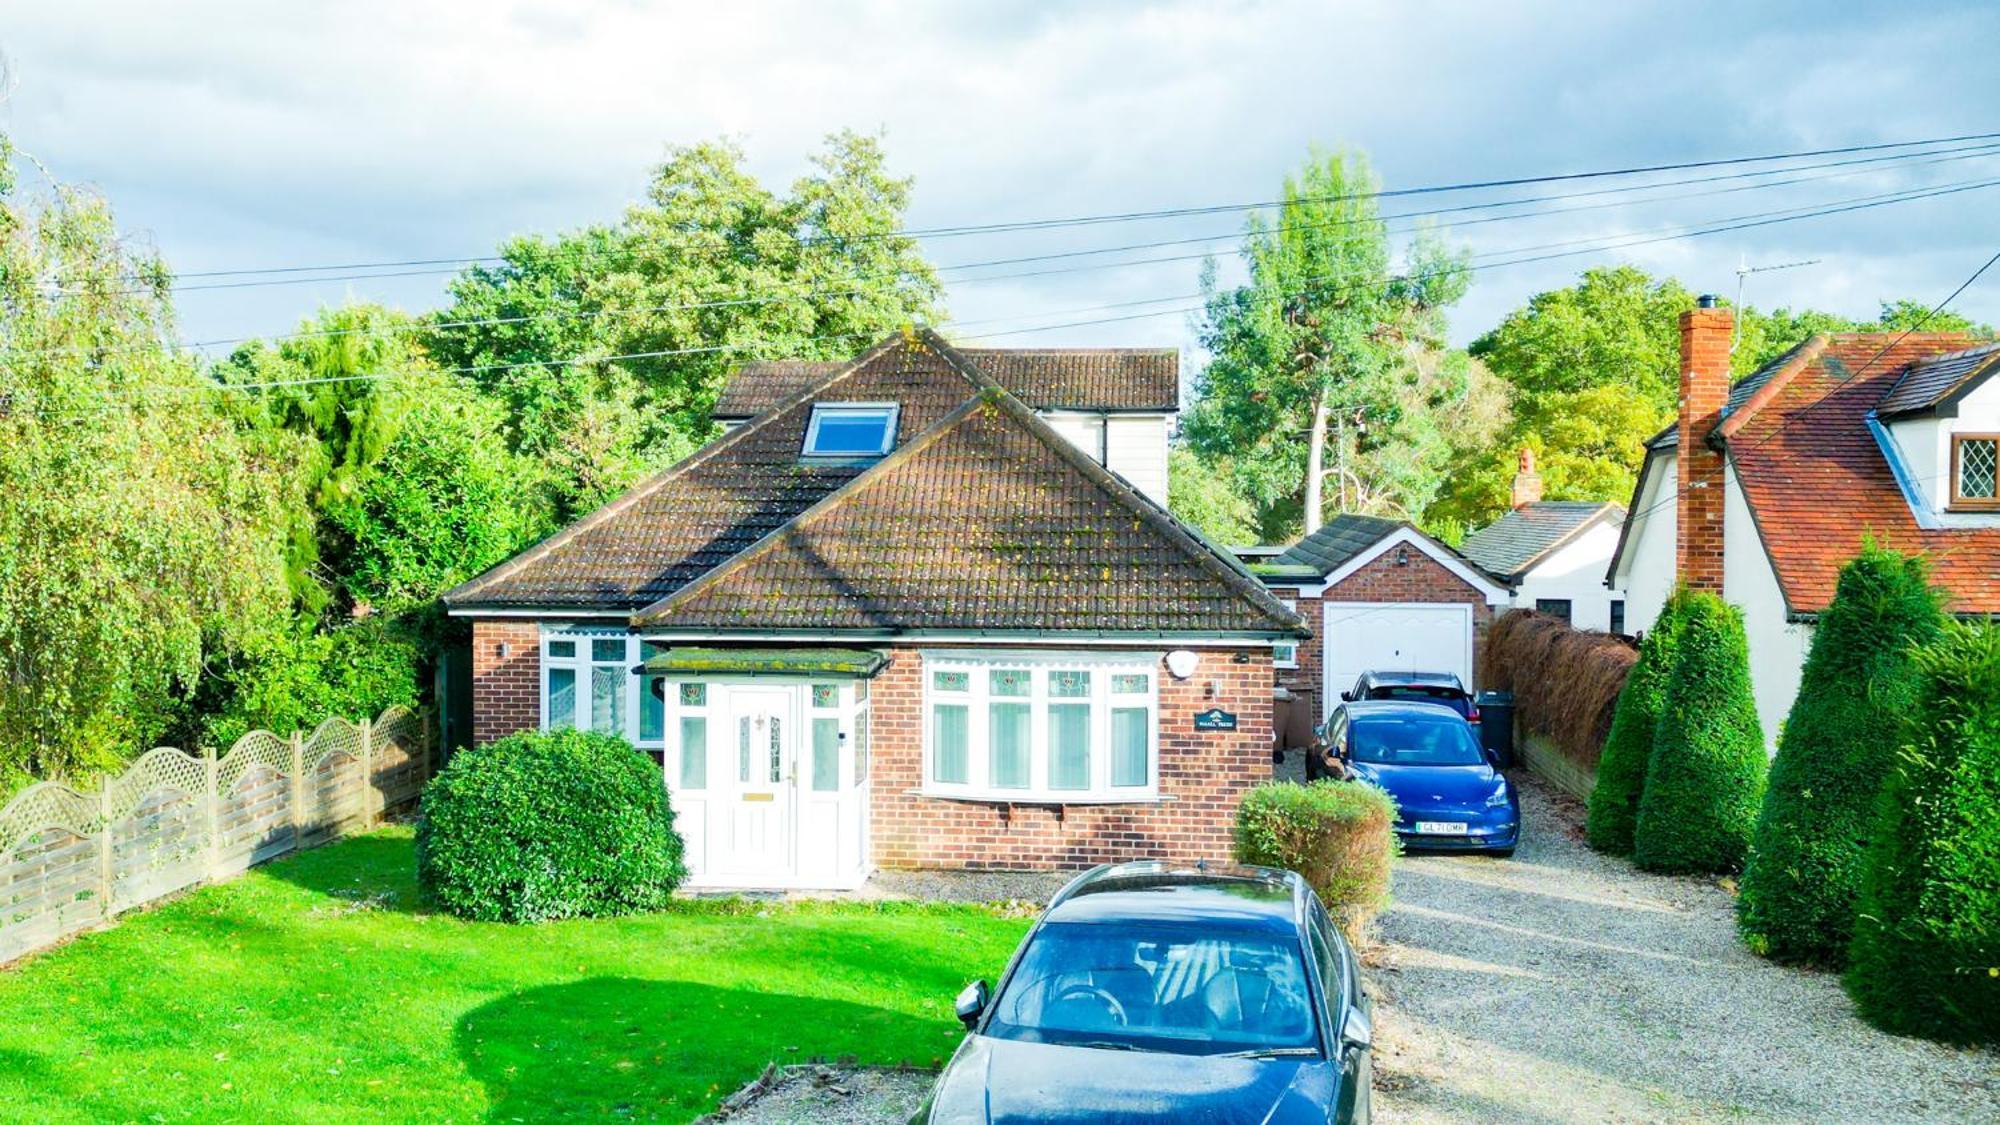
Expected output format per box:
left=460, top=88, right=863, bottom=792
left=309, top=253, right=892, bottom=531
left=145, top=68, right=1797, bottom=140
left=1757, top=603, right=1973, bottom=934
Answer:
left=1467, top=706, right=1482, bottom=725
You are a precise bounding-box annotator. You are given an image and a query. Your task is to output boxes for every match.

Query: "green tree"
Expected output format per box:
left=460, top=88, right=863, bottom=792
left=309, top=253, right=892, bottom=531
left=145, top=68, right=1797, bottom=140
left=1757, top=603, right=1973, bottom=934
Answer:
left=1633, top=592, right=1767, bottom=874
left=1586, top=588, right=1692, bottom=854
left=428, top=130, right=942, bottom=518
left=1844, top=620, right=2000, bottom=1043
left=1184, top=149, right=1470, bottom=540
left=1737, top=544, right=1944, bottom=965
left=1167, top=444, right=1259, bottom=546
left=0, top=138, right=298, bottom=777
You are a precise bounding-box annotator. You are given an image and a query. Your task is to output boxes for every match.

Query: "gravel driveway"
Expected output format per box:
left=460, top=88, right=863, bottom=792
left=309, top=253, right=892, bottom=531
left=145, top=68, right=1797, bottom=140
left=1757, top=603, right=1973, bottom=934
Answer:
left=1370, top=774, right=2000, bottom=1123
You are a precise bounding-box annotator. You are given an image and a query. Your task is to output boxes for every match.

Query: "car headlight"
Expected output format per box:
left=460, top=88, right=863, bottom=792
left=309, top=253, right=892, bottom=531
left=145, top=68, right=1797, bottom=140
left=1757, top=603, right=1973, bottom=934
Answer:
left=1484, top=786, right=1511, bottom=809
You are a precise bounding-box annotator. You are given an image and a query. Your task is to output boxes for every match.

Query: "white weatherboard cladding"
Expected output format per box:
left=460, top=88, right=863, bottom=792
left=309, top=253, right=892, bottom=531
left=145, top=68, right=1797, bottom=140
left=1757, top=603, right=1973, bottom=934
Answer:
left=1723, top=463, right=1810, bottom=755
left=1321, top=602, right=1473, bottom=718
left=1038, top=411, right=1170, bottom=506
left=1511, top=520, right=1625, bottom=630
left=1614, top=449, right=1679, bottom=636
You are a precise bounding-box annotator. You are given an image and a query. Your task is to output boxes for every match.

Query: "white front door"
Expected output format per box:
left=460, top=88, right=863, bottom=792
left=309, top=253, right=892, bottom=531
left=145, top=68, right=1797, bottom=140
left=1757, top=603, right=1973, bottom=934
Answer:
left=714, top=688, right=794, bottom=880
left=1322, top=602, right=1474, bottom=717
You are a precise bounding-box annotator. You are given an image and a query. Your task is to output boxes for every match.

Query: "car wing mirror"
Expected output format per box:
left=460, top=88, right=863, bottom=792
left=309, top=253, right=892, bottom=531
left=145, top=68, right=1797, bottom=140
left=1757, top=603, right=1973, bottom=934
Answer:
left=1339, top=1005, right=1372, bottom=1055
left=955, top=980, right=990, bottom=1030
left=1339, top=691, right=1354, bottom=702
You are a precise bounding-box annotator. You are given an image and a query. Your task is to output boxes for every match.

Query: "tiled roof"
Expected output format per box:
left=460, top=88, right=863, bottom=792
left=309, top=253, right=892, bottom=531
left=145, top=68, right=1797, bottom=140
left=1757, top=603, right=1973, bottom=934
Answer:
left=1459, top=501, right=1624, bottom=581
left=1717, top=332, right=2000, bottom=614
left=449, top=331, right=1297, bottom=637
left=713, top=347, right=1178, bottom=417
left=1876, top=340, right=2000, bottom=417
left=641, top=391, right=1295, bottom=634
left=1274, top=514, right=1405, bottom=574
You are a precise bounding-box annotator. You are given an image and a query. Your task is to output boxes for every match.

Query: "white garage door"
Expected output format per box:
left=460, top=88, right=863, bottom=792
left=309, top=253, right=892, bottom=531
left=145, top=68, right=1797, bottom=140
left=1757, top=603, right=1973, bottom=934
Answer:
left=1322, top=602, right=1473, bottom=717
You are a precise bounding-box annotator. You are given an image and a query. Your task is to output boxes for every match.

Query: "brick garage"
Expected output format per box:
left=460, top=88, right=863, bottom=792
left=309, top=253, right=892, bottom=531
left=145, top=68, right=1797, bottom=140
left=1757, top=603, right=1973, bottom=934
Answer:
left=869, top=646, right=1273, bottom=870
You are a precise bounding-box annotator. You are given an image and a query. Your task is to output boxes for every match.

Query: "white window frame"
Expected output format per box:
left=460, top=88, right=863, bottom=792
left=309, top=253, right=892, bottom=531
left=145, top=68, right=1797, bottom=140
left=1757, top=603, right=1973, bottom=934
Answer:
left=540, top=627, right=662, bottom=748
left=1273, top=599, right=1300, bottom=668
left=921, top=651, right=1161, bottom=804
left=802, top=402, right=900, bottom=457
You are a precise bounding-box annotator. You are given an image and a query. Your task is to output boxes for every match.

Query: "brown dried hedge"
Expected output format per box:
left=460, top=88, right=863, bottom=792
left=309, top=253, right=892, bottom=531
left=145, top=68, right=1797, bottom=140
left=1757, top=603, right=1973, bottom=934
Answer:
left=1479, top=609, right=1637, bottom=769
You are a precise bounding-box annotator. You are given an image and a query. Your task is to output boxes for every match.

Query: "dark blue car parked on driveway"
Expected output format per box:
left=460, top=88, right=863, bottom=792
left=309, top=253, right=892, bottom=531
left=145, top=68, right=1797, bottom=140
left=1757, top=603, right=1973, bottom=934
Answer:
left=915, top=862, right=1374, bottom=1123
left=1319, top=699, right=1518, bottom=856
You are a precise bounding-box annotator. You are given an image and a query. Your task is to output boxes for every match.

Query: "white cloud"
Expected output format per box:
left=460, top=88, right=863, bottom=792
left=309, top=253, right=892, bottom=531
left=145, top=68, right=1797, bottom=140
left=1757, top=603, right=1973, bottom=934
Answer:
left=4, top=0, right=1998, bottom=350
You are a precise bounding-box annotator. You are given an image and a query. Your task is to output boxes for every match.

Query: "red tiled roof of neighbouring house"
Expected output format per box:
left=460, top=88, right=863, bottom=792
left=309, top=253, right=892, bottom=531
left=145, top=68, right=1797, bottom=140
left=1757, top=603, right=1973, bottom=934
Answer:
left=1714, top=332, right=2000, bottom=614
left=713, top=347, right=1179, bottom=417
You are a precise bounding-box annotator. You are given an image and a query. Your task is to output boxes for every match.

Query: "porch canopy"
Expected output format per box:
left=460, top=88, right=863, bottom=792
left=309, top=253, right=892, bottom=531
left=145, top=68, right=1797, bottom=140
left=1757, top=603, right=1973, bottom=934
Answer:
left=636, top=646, right=888, bottom=678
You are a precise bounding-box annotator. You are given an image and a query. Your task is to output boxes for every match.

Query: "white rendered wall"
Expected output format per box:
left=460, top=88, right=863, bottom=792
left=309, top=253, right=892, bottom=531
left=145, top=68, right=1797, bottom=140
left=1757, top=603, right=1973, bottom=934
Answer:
left=1723, top=462, right=1811, bottom=754
left=1614, top=449, right=1679, bottom=636
left=1882, top=376, right=2000, bottom=529
left=1512, top=521, right=1625, bottom=630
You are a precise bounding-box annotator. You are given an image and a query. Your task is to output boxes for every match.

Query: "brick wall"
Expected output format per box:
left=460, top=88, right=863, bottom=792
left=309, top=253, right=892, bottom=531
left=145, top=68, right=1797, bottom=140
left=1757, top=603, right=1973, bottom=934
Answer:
left=1278, top=548, right=1496, bottom=718
left=869, top=646, right=1273, bottom=871
left=1677, top=304, right=1732, bottom=593
left=471, top=619, right=541, bottom=745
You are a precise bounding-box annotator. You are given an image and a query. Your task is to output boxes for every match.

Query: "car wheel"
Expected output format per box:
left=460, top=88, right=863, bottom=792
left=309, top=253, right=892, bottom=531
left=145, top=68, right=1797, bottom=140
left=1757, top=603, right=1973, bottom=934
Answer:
left=1304, top=754, right=1319, bottom=782
left=1490, top=847, right=1515, bottom=859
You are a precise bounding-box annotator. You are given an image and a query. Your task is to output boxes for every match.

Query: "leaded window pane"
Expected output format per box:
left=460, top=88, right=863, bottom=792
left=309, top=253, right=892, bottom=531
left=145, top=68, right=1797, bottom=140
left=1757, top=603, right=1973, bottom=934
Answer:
left=1112, top=707, right=1149, bottom=787
left=990, top=669, right=1031, bottom=697
left=1110, top=673, right=1150, bottom=695
left=933, top=704, right=969, bottom=783
left=590, top=666, right=624, bottom=734
left=811, top=683, right=840, bottom=708
left=547, top=640, right=577, bottom=659
left=989, top=702, right=1031, bottom=788
left=680, top=682, right=707, bottom=707
left=933, top=670, right=970, bottom=693
left=768, top=716, right=783, bottom=784
left=1049, top=703, right=1091, bottom=789
left=591, top=638, right=625, bottom=662
left=1961, top=438, right=1997, bottom=499
left=1050, top=670, right=1091, bottom=698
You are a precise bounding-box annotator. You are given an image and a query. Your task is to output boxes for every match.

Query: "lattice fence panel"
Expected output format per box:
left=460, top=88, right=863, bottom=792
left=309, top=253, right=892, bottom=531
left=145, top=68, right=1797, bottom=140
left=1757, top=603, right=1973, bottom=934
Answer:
left=0, top=707, right=432, bottom=965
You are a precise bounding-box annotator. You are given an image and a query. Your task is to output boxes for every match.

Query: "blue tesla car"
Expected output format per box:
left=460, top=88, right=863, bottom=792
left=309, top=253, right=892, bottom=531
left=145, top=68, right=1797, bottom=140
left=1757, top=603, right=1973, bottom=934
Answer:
left=1320, top=700, right=1518, bottom=856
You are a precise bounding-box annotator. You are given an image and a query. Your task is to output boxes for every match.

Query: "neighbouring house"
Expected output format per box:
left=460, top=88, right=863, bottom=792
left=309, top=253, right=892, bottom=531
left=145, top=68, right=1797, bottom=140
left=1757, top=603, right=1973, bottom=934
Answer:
left=1238, top=516, right=1512, bottom=734
left=713, top=347, right=1177, bottom=506
left=443, top=329, right=1304, bottom=890
left=1458, top=450, right=1629, bottom=632
left=1608, top=297, right=2000, bottom=748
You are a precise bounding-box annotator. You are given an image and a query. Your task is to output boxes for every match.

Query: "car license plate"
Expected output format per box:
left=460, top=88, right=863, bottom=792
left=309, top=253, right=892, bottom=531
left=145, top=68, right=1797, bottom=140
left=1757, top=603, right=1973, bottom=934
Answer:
left=1416, top=821, right=1468, bottom=835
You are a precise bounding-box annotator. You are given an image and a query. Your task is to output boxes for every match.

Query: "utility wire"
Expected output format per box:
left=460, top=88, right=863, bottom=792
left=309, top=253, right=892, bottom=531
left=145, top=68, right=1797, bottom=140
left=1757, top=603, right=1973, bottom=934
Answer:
left=54, top=130, right=2000, bottom=289
left=27, top=145, right=2000, bottom=362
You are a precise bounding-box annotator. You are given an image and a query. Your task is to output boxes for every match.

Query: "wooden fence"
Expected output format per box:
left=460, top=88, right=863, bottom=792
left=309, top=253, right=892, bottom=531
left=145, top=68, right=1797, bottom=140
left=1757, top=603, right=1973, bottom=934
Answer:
left=0, top=706, right=430, bottom=965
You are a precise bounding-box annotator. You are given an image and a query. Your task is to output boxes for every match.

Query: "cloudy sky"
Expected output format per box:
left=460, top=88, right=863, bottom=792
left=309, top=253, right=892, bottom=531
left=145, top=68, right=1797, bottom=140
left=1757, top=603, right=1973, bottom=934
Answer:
left=5, top=1, right=2000, bottom=358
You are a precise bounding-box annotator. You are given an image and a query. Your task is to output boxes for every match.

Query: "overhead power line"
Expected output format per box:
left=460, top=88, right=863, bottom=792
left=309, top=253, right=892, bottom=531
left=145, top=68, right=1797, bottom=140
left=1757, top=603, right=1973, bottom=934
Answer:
left=54, top=129, right=2000, bottom=290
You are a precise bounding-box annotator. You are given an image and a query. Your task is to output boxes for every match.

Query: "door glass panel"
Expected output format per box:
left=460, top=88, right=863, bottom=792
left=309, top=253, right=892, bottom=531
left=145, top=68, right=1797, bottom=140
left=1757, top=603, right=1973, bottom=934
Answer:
left=679, top=717, right=707, bottom=789
left=933, top=704, right=969, bottom=783
left=591, top=666, right=625, bottom=735
left=1049, top=703, right=1090, bottom=789
left=812, top=718, right=840, bottom=791
left=990, top=702, right=1030, bottom=788
left=854, top=712, right=870, bottom=783
left=738, top=717, right=751, bottom=782
left=768, top=716, right=783, bottom=784
left=1111, top=707, right=1149, bottom=787
left=547, top=667, right=576, bottom=728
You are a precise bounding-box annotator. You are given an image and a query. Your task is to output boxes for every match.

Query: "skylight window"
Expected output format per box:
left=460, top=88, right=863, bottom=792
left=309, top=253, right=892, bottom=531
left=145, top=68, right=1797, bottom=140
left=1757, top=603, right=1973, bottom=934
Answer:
left=802, top=403, right=898, bottom=457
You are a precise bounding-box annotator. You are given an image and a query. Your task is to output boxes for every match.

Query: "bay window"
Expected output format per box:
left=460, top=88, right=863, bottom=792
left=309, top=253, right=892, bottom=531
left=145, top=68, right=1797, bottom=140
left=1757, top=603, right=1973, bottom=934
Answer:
left=922, top=653, right=1159, bottom=802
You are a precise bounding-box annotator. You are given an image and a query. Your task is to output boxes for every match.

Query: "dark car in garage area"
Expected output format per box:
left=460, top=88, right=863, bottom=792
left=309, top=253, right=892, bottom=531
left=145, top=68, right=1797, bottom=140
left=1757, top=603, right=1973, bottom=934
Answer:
left=917, top=862, right=1375, bottom=1124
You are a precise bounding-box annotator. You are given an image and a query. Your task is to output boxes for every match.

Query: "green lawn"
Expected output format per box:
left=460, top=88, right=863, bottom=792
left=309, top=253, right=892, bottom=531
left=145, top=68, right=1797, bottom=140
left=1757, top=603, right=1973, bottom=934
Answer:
left=0, top=828, right=1031, bottom=1123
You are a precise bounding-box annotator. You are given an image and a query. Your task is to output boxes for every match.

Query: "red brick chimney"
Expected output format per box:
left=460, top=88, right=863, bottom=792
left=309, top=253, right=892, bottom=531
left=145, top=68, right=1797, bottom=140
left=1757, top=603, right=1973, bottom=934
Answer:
left=1676, top=296, right=1731, bottom=593
left=1510, top=448, right=1543, bottom=508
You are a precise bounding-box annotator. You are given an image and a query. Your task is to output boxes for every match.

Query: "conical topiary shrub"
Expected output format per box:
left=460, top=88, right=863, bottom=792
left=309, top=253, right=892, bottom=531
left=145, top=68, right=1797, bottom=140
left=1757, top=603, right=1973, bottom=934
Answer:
left=1738, top=544, right=1942, bottom=965
left=1633, top=592, right=1766, bottom=874
left=1586, top=589, right=1693, bottom=854
left=1845, top=620, right=2000, bottom=1044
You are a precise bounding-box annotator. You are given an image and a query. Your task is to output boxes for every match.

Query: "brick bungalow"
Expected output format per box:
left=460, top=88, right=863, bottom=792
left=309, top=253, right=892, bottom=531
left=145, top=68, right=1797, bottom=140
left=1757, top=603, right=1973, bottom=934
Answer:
left=442, top=330, right=1305, bottom=889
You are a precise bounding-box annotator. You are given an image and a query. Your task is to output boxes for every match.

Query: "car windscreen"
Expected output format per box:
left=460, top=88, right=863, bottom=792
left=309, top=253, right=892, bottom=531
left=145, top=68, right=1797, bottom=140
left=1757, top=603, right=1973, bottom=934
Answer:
left=1349, top=714, right=1484, bottom=766
left=984, top=921, right=1321, bottom=1057
left=1365, top=685, right=1471, bottom=716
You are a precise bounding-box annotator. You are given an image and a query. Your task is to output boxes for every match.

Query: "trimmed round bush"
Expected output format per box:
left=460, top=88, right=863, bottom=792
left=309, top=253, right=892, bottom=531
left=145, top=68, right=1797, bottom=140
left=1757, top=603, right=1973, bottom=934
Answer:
left=1845, top=621, right=2000, bottom=1044
left=1633, top=592, right=1766, bottom=874
left=1738, top=544, right=1942, bottom=965
left=1586, top=589, right=1692, bottom=854
left=416, top=729, right=686, bottom=922
left=1234, top=780, right=1396, bottom=940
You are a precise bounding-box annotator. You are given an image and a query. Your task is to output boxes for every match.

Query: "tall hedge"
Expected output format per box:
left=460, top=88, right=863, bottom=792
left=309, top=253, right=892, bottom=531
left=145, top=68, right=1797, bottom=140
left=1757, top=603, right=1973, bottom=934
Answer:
left=1633, top=592, right=1766, bottom=874
left=1586, top=590, right=1692, bottom=854
left=1845, top=621, right=2000, bottom=1043
left=1737, top=545, right=1942, bottom=965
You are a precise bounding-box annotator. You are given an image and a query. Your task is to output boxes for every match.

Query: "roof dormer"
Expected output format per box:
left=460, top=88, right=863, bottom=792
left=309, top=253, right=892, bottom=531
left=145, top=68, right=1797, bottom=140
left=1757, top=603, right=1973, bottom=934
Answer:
left=1873, top=342, right=2000, bottom=529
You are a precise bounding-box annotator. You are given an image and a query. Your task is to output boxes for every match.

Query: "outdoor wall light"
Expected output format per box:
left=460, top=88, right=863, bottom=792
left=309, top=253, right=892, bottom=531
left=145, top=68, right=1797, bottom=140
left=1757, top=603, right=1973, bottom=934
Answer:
left=497, top=641, right=512, bottom=660
left=1165, top=650, right=1200, bottom=679
left=1394, top=545, right=1411, bottom=567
